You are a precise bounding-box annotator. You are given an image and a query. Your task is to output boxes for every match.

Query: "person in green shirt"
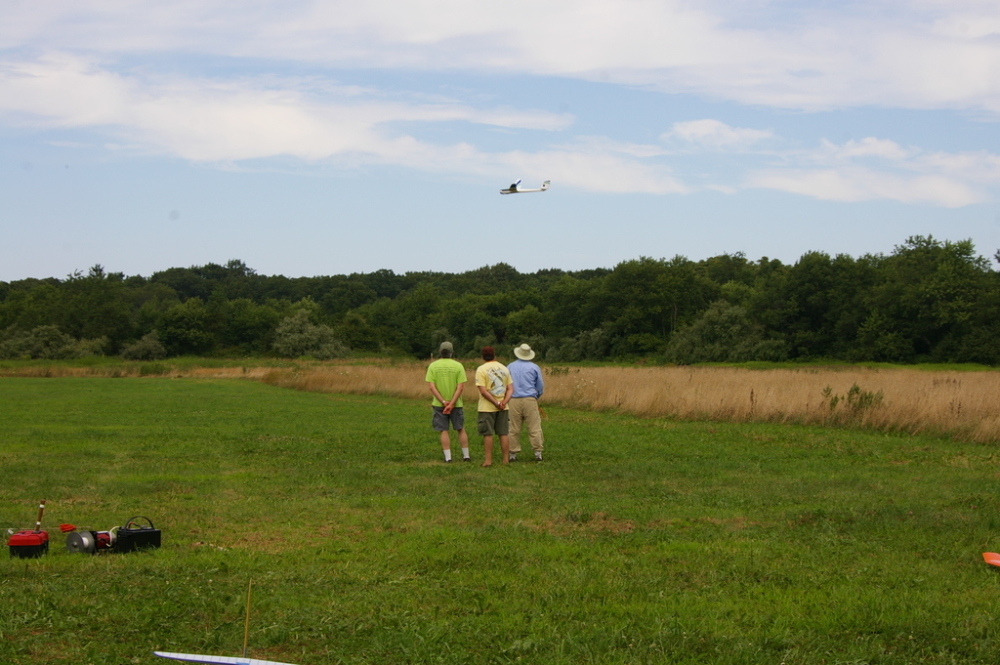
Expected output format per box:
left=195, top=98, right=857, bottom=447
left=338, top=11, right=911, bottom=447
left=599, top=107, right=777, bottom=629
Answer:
left=425, top=341, right=470, bottom=462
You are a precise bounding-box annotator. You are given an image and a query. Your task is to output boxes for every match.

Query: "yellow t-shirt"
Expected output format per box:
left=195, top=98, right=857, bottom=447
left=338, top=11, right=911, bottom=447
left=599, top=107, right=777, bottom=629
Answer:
left=475, top=360, right=512, bottom=412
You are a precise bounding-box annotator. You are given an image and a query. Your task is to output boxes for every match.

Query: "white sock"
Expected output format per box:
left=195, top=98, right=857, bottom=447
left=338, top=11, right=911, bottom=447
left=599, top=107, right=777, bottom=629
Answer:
left=444, top=450, right=452, bottom=462
left=462, top=447, right=470, bottom=459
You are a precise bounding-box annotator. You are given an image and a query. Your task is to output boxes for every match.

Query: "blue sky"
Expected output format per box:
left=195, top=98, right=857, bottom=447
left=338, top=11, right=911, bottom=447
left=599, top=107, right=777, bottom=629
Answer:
left=2, top=0, right=999, bottom=281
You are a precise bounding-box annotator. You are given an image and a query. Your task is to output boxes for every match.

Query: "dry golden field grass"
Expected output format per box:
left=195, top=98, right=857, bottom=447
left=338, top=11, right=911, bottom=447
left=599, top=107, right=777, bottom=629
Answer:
left=6, top=360, right=1000, bottom=442
left=243, top=362, right=1000, bottom=443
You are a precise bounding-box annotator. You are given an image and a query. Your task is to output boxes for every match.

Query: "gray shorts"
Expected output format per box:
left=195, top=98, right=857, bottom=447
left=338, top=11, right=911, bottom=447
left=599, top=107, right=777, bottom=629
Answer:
left=432, top=406, right=464, bottom=432
left=477, top=410, right=509, bottom=437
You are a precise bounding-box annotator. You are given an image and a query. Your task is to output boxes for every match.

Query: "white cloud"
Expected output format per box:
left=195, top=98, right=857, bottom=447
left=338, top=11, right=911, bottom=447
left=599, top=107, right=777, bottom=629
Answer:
left=745, top=168, right=983, bottom=207
left=663, top=119, right=773, bottom=149
left=0, top=53, right=570, bottom=163
left=506, top=148, right=688, bottom=194
left=3, top=1, right=1000, bottom=112
left=0, top=0, right=1000, bottom=113
left=745, top=135, right=999, bottom=207
left=2, top=3, right=999, bottom=204
left=814, top=137, right=916, bottom=162
left=0, top=52, right=688, bottom=193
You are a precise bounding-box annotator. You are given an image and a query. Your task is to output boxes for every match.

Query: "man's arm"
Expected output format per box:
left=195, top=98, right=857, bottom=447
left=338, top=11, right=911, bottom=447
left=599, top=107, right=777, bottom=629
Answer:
left=499, top=382, right=514, bottom=410
left=428, top=382, right=447, bottom=405
left=446, top=382, right=465, bottom=412
left=430, top=380, right=464, bottom=404
left=476, top=384, right=514, bottom=411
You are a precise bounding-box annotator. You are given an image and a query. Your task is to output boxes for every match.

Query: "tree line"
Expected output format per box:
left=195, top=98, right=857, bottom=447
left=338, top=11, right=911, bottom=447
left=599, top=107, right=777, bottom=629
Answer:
left=2, top=235, right=999, bottom=365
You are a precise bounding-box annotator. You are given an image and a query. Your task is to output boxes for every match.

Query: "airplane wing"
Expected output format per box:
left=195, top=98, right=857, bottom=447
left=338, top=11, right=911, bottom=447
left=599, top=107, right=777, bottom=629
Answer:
left=500, top=178, right=521, bottom=195
left=154, top=651, right=299, bottom=665
left=500, top=179, right=549, bottom=194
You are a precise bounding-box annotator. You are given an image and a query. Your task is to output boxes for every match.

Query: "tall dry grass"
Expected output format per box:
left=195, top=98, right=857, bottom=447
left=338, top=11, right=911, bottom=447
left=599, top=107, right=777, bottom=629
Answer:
left=6, top=360, right=1000, bottom=442
left=248, top=362, right=1000, bottom=444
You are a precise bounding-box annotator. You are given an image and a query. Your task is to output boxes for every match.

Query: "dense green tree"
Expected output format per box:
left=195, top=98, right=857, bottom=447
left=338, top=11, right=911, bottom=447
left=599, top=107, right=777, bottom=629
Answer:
left=157, top=298, right=216, bottom=355
left=218, top=298, right=282, bottom=353
left=605, top=256, right=719, bottom=354
left=699, top=252, right=757, bottom=286
left=150, top=267, right=213, bottom=301
left=272, top=310, right=349, bottom=359
left=544, top=274, right=610, bottom=338
left=55, top=266, right=133, bottom=350
left=506, top=305, right=546, bottom=343
left=384, top=283, right=445, bottom=356
left=0, top=282, right=57, bottom=332
left=665, top=301, right=787, bottom=364
left=436, top=295, right=499, bottom=355
left=3, top=238, right=999, bottom=364
left=859, top=236, right=992, bottom=361
left=120, top=332, right=167, bottom=361
left=0, top=325, right=94, bottom=360
left=755, top=252, right=878, bottom=360
left=335, top=311, right=382, bottom=353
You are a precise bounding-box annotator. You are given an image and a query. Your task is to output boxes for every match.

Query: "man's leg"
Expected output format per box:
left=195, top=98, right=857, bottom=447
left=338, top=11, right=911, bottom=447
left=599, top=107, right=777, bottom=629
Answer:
left=496, top=410, right=511, bottom=465
left=458, top=428, right=471, bottom=461
left=439, top=430, right=453, bottom=461
left=481, top=435, right=493, bottom=467
left=524, top=401, right=544, bottom=454
left=433, top=408, right=452, bottom=462
left=508, top=399, right=524, bottom=457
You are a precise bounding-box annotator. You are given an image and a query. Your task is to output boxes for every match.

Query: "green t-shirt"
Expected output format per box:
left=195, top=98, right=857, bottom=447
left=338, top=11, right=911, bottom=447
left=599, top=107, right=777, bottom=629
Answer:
left=425, top=358, right=467, bottom=407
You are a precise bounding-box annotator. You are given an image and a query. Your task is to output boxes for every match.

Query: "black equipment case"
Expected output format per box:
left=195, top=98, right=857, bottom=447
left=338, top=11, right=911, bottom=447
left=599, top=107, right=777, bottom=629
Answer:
left=115, top=516, right=161, bottom=553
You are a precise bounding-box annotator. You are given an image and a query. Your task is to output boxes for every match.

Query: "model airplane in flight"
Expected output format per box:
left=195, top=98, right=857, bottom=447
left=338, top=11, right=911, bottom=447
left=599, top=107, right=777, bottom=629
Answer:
left=500, top=179, right=550, bottom=195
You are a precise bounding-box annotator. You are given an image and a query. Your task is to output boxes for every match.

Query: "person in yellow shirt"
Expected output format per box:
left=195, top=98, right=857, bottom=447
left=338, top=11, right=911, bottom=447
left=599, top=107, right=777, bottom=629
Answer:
left=474, top=346, right=513, bottom=467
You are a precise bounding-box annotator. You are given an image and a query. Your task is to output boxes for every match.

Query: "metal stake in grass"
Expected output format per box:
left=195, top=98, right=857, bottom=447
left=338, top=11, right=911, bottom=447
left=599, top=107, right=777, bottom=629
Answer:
left=35, top=500, right=46, bottom=531
left=242, top=579, right=253, bottom=658
left=154, top=579, right=299, bottom=665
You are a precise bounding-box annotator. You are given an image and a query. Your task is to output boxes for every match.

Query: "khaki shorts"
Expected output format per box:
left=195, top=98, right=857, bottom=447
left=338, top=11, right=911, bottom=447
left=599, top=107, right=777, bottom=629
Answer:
left=477, top=410, right=509, bottom=436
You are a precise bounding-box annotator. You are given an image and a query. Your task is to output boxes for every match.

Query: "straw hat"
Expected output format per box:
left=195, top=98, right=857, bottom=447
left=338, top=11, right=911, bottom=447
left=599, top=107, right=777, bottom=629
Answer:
left=514, top=343, right=535, bottom=360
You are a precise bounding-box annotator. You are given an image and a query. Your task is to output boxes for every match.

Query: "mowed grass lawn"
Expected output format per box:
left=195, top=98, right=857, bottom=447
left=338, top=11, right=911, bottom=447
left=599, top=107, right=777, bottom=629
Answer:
left=3, top=378, right=1000, bottom=665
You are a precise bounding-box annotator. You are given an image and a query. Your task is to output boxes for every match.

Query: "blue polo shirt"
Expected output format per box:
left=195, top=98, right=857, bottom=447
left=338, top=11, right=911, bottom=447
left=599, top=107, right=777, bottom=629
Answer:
left=508, top=359, right=544, bottom=399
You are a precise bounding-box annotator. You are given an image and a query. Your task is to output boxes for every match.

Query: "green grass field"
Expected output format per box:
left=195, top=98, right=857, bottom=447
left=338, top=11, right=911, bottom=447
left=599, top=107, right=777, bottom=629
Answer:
left=3, top=377, right=1000, bottom=664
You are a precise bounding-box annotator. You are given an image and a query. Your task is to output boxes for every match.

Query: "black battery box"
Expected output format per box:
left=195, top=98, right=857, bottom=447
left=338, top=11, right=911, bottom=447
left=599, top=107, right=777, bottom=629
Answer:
left=115, top=517, right=161, bottom=553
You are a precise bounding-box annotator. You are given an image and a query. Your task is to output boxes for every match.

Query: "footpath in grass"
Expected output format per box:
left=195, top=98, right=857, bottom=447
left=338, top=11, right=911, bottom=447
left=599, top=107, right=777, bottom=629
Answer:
left=2, top=377, right=1000, bottom=665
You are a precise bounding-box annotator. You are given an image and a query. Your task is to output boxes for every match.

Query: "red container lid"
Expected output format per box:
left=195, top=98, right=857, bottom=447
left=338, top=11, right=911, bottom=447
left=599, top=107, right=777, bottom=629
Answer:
left=8, top=530, right=49, bottom=547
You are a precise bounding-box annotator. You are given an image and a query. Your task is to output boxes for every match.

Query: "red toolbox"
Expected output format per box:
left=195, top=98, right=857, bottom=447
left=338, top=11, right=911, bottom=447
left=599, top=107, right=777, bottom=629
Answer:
left=8, top=530, right=49, bottom=558
left=8, top=500, right=50, bottom=558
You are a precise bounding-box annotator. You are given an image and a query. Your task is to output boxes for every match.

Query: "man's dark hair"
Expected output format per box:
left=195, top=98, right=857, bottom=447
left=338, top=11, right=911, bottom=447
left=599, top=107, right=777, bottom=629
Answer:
left=440, top=348, right=453, bottom=358
left=481, top=346, right=495, bottom=361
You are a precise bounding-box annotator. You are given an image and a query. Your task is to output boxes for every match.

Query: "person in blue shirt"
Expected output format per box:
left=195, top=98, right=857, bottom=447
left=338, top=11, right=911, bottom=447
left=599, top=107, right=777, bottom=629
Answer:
left=507, top=343, right=545, bottom=461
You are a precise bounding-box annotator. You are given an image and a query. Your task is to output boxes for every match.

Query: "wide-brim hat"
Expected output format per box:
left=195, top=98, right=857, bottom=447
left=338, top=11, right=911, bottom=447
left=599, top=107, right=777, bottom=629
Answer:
left=514, top=343, right=535, bottom=360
